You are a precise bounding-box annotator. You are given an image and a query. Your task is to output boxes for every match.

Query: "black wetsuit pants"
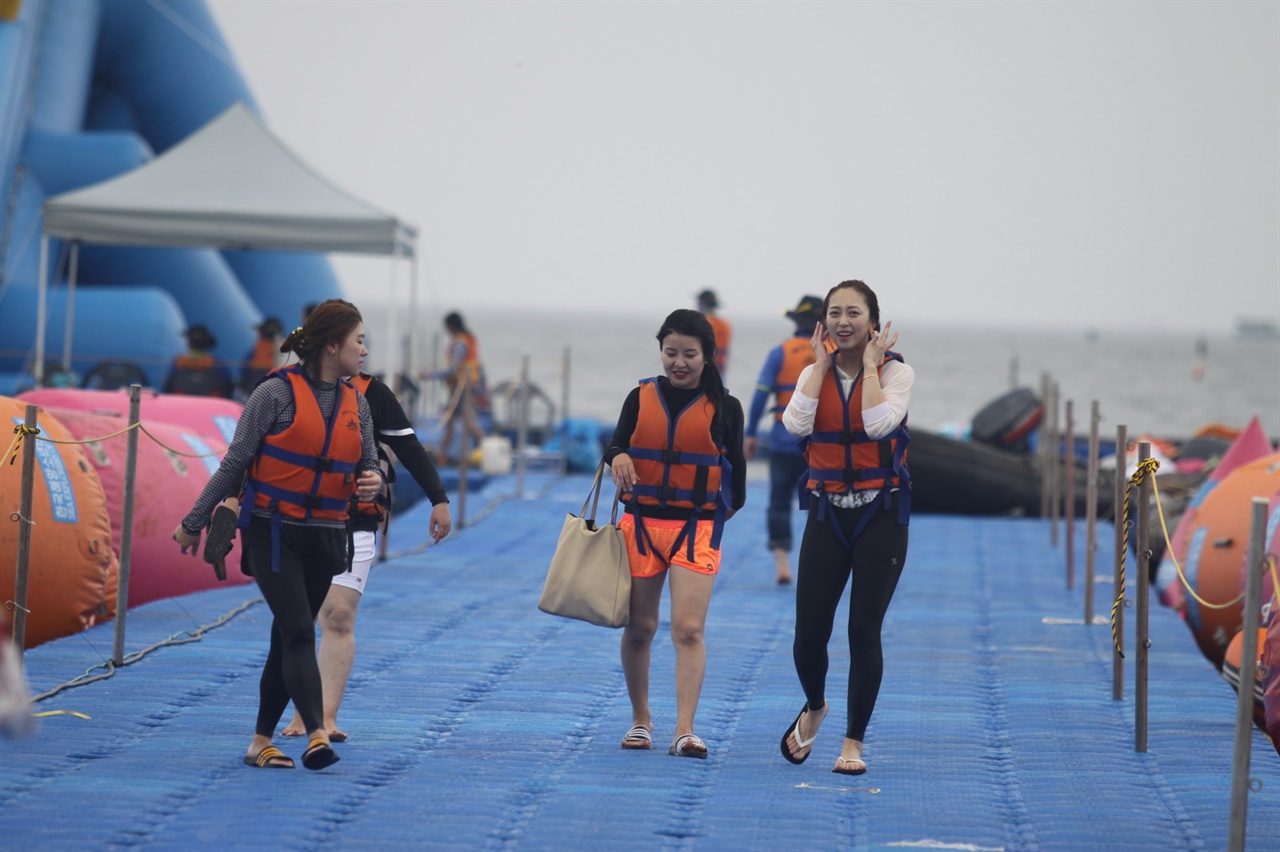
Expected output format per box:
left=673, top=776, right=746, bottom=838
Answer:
left=243, top=516, right=346, bottom=738
left=793, top=491, right=908, bottom=741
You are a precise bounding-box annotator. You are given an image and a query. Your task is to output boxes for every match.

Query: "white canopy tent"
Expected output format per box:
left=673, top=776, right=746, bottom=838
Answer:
left=37, top=102, right=420, bottom=384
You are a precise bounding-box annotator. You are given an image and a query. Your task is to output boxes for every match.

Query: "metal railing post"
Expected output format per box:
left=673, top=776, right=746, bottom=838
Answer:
left=111, top=385, right=141, bottom=665
left=1226, top=497, right=1268, bottom=852
left=1065, top=398, right=1075, bottom=588
left=1134, top=441, right=1151, bottom=752
left=515, top=354, right=529, bottom=499
left=1084, top=400, right=1099, bottom=622
left=1049, top=382, right=1061, bottom=546
left=1112, top=423, right=1127, bottom=701
left=560, top=345, right=571, bottom=477
left=10, top=404, right=39, bottom=652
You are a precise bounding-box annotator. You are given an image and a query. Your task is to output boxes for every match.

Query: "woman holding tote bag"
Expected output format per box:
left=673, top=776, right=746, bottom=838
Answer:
left=605, top=309, right=747, bottom=759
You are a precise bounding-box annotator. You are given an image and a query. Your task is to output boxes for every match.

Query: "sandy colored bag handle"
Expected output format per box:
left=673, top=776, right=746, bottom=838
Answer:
left=582, top=456, right=622, bottom=527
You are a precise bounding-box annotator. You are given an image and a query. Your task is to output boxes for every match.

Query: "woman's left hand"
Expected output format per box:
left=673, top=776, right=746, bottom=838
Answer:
left=173, top=524, right=201, bottom=556
left=355, top=470, right=383, bottom=502
left=428, top=503, right=452, bottom=543
left=865, top=320, right=898, bottom=368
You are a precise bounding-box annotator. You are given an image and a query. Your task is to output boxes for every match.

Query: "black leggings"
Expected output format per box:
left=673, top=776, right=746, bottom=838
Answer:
left=793, top=491, right=908, bottom=741
left=242, top=517, right=347, bottom=738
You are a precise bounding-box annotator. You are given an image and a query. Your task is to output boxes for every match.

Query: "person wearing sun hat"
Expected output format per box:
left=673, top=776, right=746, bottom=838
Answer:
left=743, top=294, right=825, bottom=584
left=164, top=324, right=235, bottom=398
left=695, top=289, right=732, bottom=378
left=240, top=316, right=285, bottom=396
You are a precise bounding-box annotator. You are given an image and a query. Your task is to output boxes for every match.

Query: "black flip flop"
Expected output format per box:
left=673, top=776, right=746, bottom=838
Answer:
left=243, top=745, right=294, bottom=769
left=302, top=737, right=340, bottom=771
left=203, top=504, right=237, bottom=581
left=780, top=702, right=826, bottom=765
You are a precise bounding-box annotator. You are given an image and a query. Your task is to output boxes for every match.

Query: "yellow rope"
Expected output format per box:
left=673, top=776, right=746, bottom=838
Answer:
left=1151, top=468, right=1246, bottom=611
left=5, top=423, right=38, bottom=465
left=1111, top=456, right=1265, bottom=659
left=137, top=424, right=226, bottom=458
left=25, top=420, right=225, bottom=458
left=31, top=421, right=138, bottom=444
left=1110, top=458, right=1159, bottom=658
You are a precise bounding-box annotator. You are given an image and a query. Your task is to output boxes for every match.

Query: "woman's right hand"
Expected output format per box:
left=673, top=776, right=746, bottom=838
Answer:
left=173, top=524, right=201, bottom=556
left=610, top=453, right=637, bottom=494
left=809, top=321, right=831, bottom=366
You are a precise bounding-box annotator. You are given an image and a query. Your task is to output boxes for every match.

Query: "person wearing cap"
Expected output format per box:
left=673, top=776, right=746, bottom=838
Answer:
left=696, top=289, right=732, bottom=378
left=164, top=324, right=235, bottom=398
left=744, top=295, right=825, bottom=584
left=241, top=317, right=284, bottom=396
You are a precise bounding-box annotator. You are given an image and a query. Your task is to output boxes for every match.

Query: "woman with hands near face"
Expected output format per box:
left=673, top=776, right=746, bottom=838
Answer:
left=779, top=280, right=913, bottom=778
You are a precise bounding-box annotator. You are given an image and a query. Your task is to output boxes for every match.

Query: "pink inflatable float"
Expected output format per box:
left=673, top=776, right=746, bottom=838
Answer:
left=39, top=405, right=253, bottom=606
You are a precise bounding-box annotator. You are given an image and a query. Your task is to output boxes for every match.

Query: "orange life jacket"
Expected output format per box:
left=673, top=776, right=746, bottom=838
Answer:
left=247, top=338, right=277, bottom=374
left=245, top=366, right=363, bottom=522
left=173, top=353, right=216, bottom=371
left=347, top=372, right=393, bottom=525
left=706, top=314, right=731, bottom=373
left=772, top=336, right=817, bottom=421
left=804, top=352, right=909, bottom=495
left=627, top=378, right=727, bottom=512
left=449, top=332, right=482, bottom=387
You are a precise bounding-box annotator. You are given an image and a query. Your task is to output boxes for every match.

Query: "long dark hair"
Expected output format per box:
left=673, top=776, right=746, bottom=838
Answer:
left=824, top=279, right=881, bottom=332
left=280, top=298, right=363, bottom=378
left=443, top=312, right=469, bottom=335
left=655, top=308, right=727, bottom=426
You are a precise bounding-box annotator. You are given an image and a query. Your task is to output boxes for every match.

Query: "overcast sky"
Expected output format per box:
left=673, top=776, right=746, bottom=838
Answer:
left=207, top=0, right=1278, bottom=331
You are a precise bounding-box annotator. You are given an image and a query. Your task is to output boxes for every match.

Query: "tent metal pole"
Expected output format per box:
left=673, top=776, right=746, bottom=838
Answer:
left=62, top=242, right=78, bottom=372
left=409, top=250, right=419, bottom=387
left=34, top=235, right=47, bottom=387
left=386, top=249, right=398, bottom=380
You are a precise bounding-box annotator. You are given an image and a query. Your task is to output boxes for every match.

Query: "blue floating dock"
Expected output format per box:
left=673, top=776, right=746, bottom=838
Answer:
left=3, top=473, right=1277, bottom=850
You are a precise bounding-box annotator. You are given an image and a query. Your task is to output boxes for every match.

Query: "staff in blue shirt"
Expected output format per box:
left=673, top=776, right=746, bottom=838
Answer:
left=744, top=295, right=825, bottom=584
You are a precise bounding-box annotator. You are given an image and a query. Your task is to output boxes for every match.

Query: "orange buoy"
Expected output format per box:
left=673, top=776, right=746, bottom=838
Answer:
left=1155, top=417, right=1274, bottom=609
left=0, top=397, right=118, bottom=648
left=1180, top=453, right=1280, bottom=669
left=42, top=406, right=253, bottom=607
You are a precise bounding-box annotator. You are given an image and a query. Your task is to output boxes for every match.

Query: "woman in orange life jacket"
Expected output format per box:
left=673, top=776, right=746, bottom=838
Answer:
left=280, top=369, right=452, bottom=742
left=607, top=309, right=747, bottom=759
left=239, top=316, right=283, bottom=397
left=172, top=299, right=384, bottom=771
left=433, top=311, right=487, bottom=463
left=164, top=324, right=235, bottom=398
left=778, top=280, right=912, bottom=777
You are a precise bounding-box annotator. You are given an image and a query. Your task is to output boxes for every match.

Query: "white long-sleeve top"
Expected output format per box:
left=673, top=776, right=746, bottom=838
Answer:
left=782, top=359, right=914, bottom=507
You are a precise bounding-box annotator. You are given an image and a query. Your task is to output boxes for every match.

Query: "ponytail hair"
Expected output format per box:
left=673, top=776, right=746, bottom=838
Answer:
left=280, top=298, right=363, bottom=378
left=655, top=308, right=727, bottom=431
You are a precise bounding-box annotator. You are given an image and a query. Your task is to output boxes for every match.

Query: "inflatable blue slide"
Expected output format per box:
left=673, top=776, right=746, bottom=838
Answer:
left=0, top=0, right=342, bottom=393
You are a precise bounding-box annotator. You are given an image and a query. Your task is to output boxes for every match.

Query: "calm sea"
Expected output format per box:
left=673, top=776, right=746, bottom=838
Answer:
left=364, top=306, right=1280, bottom=443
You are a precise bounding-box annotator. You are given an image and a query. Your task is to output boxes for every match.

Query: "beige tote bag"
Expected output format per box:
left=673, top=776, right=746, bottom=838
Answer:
left=538, top=458, right=631, bottom=628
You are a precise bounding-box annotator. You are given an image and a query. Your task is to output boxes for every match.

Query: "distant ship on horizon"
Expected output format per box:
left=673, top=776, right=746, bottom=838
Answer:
left=1235, top=317, right=1279, bottom=339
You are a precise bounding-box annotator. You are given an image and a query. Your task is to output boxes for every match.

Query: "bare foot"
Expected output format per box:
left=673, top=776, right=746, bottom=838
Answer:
left=281, top=717, right=305, bottom=738
left=773, top=549, right=792, bottom=585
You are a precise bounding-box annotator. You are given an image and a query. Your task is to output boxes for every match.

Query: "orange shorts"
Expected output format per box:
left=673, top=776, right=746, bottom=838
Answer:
left=619, top=515, right=721, bottom=578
